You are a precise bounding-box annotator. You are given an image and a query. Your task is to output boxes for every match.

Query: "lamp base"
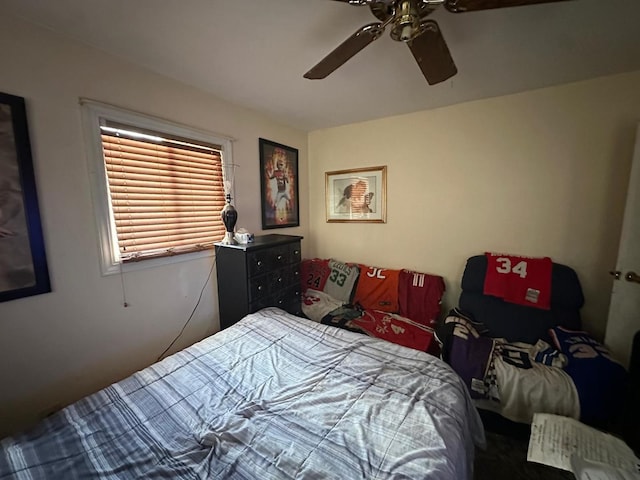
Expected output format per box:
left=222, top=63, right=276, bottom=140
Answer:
left=221, top=202, right=238, bottom=245
left=221, top=231, right=237, bottom=245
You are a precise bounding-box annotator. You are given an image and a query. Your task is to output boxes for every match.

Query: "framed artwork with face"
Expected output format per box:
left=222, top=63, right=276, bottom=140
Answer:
left=325, top=166, right=387, bottom=223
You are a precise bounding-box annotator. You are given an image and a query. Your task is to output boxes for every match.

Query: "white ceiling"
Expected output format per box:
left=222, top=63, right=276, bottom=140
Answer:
left=2, top=0, right=640, bottom=131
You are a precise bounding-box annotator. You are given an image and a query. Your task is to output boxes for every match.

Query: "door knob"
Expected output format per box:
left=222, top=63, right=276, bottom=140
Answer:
left=609, top=270, right=622, bottom=279
left=625, top=271, right=640, bottom=284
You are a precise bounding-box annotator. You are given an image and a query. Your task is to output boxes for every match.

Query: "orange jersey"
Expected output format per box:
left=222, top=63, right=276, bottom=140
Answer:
left=354, top=265, right=400, bottom=312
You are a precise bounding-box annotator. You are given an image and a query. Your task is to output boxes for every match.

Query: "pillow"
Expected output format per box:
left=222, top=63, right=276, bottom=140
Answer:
left=550, top=327, right=627, bottom=427
left=353, top=264, right=400, bottom=312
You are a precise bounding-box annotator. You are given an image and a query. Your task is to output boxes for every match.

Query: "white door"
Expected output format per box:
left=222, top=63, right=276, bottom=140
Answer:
left=605, top=124, right=640, bottom=369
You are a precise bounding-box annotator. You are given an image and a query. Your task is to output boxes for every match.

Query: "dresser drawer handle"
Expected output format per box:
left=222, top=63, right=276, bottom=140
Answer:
left=277, top=277, right=282, bottom=283
left=294, top=250, right=299, bottom=255
left=257, top=260, right=262, bottom=267
left=257, top=285, right=263, bottom=291
left=278, top=299, right=284, bottom=305
left=294, top=271, right=299, bottom=276
left=277, top=255, right=283, bottom=261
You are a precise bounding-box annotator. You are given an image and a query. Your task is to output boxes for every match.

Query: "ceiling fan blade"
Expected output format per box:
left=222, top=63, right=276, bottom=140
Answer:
left=445, top=0, right=571, bottom=13
left=304, top=23, right=385, bottom=79
left=331, top=0, right=394, bottom=5
left=408, top=21, right=457, bottom=85
left=331, top=0, right=373, bottom=4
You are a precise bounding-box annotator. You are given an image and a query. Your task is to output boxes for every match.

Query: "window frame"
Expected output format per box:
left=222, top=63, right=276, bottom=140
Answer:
left=81, top=99, right=233, bottom=276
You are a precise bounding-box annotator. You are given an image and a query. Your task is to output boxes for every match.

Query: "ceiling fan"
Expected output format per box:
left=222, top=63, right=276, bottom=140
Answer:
left=304, top=0, right=570, bottom=85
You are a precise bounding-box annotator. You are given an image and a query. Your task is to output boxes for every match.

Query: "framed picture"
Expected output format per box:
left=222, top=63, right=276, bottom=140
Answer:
left=259, top=138, right=300, bottom=229
left=326, top=166, right=387, bottom=223
left=0, top=92, right=50, bottom=303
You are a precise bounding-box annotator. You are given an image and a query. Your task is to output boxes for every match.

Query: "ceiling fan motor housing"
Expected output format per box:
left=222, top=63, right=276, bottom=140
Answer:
left=391, top=0, right=421, bottom=41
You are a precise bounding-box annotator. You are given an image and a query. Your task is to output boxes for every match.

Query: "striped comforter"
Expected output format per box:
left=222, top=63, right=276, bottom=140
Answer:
left=0, top=308, right=485, bottom=479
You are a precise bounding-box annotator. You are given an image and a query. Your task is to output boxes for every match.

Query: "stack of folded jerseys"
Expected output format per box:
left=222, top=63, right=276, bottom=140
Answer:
left=300, top=258, right=445, bottom=354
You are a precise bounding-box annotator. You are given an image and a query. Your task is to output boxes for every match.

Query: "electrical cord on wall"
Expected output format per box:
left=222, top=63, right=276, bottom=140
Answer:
left=156, top=254, right=217, bottom=362
left=118, top=260, right=129, bottom=308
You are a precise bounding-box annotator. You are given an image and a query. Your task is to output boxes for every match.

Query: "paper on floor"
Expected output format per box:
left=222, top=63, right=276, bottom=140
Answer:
left=570, top=456, right=640, bottom=480
left=527, top=413, right=640, bottom=474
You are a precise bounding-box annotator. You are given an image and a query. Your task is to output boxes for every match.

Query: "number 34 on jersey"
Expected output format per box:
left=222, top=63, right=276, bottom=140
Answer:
left=495, top=257, right=528, bottom=278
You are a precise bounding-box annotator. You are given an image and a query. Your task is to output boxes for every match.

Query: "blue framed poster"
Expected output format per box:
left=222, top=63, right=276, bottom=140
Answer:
left=0, top=92, right=50, bottom=302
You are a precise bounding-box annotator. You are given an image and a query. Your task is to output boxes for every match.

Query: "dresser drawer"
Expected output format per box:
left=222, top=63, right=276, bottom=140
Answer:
left=247, top=243, right=299, bottom=277
left=247, top=250, right=270, bottom=277
left=285, top=300, right=303, bottom=317
left=268, top=268, right=288, bottom=292
left=291, top=263, right=300, bottom=287
left=284, top=286, right=302, bottom=316
left=270, top=245, right=290, bottom=269
left=270, top=291, right=288, bottom=310
left=273, top=285, right=300, bottom=302
left=249, top=274, right=270, bottom=302
left=288, top=284, right=302, bottom=302
left=249, top=295, right=273, bottom=314
left=289, top=242, right=302, bottom=264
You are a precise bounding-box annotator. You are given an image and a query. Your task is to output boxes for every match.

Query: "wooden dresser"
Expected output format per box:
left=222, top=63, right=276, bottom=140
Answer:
left=215, top=234, right=303, bottom=330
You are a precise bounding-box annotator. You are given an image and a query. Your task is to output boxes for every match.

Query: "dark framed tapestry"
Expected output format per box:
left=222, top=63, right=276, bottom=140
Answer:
left=0, top=92, right=50, bottom=302
left=259, top=138, right=300, bottom=229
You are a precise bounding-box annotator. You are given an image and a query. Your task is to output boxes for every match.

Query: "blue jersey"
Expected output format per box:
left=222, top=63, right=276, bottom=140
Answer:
left=550, top=327, right=626, bottom=426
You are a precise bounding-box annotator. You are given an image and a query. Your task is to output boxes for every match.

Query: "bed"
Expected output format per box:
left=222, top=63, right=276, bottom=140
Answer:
left=0, top=308, right=485, bottom=479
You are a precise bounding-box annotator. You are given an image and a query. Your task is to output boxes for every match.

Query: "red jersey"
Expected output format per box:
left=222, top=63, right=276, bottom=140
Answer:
left=483, top=253, right=552, bottom=310
left=398, top=270, right=445, bottom=327
left=351, top=310, right=435, bottom=352
left=300, top=258, right=330, bottom=292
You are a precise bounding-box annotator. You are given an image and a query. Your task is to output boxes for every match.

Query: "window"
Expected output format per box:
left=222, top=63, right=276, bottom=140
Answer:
left=82, top=100, right=232, bottom=275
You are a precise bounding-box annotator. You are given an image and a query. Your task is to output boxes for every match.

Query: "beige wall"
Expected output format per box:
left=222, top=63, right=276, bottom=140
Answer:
left=0, top=15, right=308, bottom=437
left=308, top=71, right=640, bottom=345
left=2, top=7, right=639, bottom=442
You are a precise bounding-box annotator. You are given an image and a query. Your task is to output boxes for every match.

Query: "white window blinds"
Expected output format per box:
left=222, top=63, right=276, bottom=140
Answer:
left=99, top=121, right=226, bottom=262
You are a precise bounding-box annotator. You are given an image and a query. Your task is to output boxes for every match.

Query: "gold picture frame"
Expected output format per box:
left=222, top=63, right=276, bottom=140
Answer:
left=325, top=166, right=387, bottom=223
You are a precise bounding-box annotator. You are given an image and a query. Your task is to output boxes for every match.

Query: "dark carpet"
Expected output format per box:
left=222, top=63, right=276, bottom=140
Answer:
left=474, top=430, right=574, bottom=480
left=473, top=411, right=574, bottom=480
